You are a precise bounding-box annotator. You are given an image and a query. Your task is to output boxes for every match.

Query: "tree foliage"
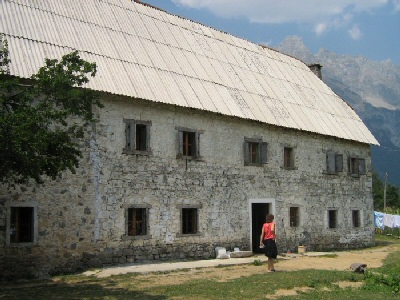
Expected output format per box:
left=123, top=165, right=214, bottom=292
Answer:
left=0, top=36, right=102, bottom=185
left=372, top=170, right=400, bottom=211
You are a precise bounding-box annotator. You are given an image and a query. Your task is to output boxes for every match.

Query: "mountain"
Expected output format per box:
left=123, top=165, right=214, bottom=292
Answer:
left=277, top=36, right=400, bottom=188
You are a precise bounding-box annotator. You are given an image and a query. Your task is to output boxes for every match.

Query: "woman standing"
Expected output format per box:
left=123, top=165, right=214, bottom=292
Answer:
left=260, top=213, right=278, bottom=272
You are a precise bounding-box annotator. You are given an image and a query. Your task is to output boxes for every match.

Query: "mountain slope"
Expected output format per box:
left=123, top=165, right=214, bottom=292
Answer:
left=277, top=36, right=400, bottom=188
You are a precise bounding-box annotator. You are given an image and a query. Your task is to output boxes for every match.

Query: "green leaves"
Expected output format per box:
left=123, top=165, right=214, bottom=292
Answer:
left=0, top=38, right=102, bottom=186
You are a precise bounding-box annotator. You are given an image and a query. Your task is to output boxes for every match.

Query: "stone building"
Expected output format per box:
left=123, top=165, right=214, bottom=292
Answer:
left=0, top=0, right=378, bottom=279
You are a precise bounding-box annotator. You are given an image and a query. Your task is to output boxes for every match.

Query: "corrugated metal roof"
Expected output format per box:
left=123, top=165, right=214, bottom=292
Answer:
left=0, top=0, right=378, bottom=145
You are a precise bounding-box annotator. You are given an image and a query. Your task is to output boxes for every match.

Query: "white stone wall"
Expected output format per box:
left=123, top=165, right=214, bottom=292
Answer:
left=0, top=94, right=374, bottom=278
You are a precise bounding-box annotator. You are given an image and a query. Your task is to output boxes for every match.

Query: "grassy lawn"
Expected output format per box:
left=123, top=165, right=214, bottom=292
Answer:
left=1, top=234, right=399, bottom=300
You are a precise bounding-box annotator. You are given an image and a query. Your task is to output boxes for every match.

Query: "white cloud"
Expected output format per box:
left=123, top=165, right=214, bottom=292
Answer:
left=348, top=25, right=363, bottom=40
left=315, top=23, right=328, bottom=35
left=393, top=0, right=400, bottom=12
left=172, top=0, right=389, bottom=24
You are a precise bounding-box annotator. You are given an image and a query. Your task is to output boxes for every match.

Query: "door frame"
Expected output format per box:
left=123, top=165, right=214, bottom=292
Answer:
left=248, top=198, right=275, bottom=252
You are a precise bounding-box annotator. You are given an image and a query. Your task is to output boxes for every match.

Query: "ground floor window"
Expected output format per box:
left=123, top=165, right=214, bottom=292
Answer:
left=181, top=208, right=198, bottom=234
left=328, top=209, right=338, bottom=228
left=289, top=207, right=300, bottom=227
left=127, top=207, right=148, bottom=236
left=10, top=207, right=34, bottom=243
left=352, top=210, right=360, bottom=228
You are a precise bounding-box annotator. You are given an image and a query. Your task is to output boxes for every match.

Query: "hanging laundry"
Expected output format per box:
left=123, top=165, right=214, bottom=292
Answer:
left=383, top=213, right=395, bottom=229
left=374, top=211, right=385, bottom=230
left=393, top=215, right=400, bottom=228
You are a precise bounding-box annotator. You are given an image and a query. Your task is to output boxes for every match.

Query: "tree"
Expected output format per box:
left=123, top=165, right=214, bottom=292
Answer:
left=372, top=170, right=400, bottom=211
left=0, top=35, right=102, bottom=185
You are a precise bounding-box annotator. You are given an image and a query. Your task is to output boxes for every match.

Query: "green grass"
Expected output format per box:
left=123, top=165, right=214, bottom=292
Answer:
left=1, top=234, right=399, bottom=300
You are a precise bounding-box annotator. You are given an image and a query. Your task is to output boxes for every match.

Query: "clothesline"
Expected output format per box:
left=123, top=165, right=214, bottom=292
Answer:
left=374, top=211, right=400, bottom=230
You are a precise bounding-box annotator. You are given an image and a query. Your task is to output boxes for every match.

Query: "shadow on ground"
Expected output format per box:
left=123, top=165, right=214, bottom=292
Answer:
left=0, top=280, right=167, bottom=300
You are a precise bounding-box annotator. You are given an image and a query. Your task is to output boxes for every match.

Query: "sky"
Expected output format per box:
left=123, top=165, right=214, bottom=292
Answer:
left=143, top=0, right=400, bottom=65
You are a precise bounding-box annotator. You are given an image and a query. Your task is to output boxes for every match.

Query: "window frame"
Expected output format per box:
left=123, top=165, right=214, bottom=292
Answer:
left=123, top=119, right=152, bottom=155
left=352, top=210, right=361, bottom=228
left=289, top=207, right=300, bottom=227
left=176, top=127, right=203, bottom=160
left=244, top=137, right=268, bottom=166
left=176, top=204, right=203, bottom=237
left=122, top=204, right=152, bottom=240
left=325, top=150, right=343, bottom=174
left=6, top=203, right=38, bottom=246
left=328, top=209, right=338, bottom=229
left=283, top=146, right=295, bottom=170
left=348, top=157, right=366, bottom=177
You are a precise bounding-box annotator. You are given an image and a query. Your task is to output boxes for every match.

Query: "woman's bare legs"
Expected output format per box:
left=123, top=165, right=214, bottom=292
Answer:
left=268, top=258, right=275, bottom=271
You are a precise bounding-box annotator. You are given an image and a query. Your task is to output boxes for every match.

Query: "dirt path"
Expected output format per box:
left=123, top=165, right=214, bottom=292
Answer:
left=136, top=243, right=398, bottom=288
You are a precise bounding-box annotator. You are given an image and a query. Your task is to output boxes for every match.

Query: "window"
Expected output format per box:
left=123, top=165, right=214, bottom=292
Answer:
left=124, top=119, right=152, bottom=155
left=123, top=204, right=151, bottom=240
left=244, top=138, right=267, bottom=166
left=182, top=131, right=196, bottom=156
left=348, top=157, right=366, bottom=176
left=328, top=210, right=337, bottom=229
left=284, top=147, right=294, bottom=169
left=326, top=150, right=343, bottom=174
left=177, top=127, right=202, bottom=159
left=289, top=207, right=300, bottom=227
left=10, top=207, right=34, bottom=243
left=127, top=207, right=148, bottom=236
left=352, top=210, right=360, bottom=228
left=181, top=208, right=198, bottom=234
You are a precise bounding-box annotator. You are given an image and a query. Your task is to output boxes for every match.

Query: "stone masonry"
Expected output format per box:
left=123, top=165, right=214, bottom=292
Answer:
left=0, top=94, right=374, bottom=279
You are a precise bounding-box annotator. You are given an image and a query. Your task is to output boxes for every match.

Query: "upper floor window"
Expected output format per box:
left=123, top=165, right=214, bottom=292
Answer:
left=348, top=157, right=366, bottom=176
left=9, top=207, right=35, bottom=244
left=284, top=147, right=295, bottom=169
left=176, top=127, right=202, bottom=159
left=326, top=150, right=343, bottom=174
left=244, top=138, right=267, bottom=166
left=123, top=119, right=152, bottom=155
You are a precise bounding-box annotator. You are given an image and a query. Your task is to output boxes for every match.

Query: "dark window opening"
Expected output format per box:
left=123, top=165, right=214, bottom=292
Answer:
left=124, top=119, right=151, bottom=154
left=182, top=131, right=196, bottom=156
left=249, top=142, right=260, bottom=164
left=352, top=210, right=360, bottom=228
left=335, top=155, right=344, bottom=173
left=290, top=207, right=299, bottom=227
left=328, top=210, right=337, bottom=229
left=244, top=139, right=267, bottom=166
left=128, top=208, right=147, bottom=236
left=10, top=207, right=34, bottom=243
left=135, top=124, right=147, bottom=151
left=326, top=151, right=343, bottom=174
left=349, top=157, right=366, bottom=176
left=177, top=128, right=200, bottom=159
left=182, top=208, right=198, bottom=234
left=284, top=147, right=294, bottom=169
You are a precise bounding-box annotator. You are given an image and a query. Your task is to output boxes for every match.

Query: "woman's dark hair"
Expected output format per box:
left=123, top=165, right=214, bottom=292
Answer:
left=266, top=213, right=274, bottom=223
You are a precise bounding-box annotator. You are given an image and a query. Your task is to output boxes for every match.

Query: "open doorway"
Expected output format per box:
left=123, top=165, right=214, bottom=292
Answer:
left=251, top=203, right=270, bottom=253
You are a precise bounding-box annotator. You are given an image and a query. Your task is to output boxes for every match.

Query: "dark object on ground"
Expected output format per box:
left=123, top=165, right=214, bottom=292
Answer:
left=350, top=263, right=367, bottom=273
